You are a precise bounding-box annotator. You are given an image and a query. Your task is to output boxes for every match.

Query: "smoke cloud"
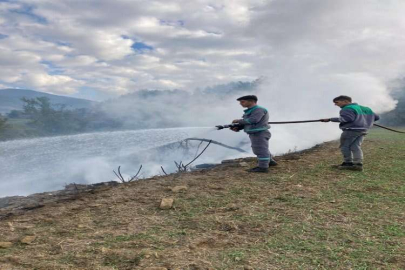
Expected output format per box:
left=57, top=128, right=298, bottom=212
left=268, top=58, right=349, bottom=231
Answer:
left=1, top=0, right=405, bottom=197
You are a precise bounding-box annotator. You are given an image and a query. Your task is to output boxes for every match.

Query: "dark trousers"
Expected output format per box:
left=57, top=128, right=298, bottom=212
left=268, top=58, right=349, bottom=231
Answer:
left=340, top=130, right=367, bottom=164
left=249, top=130, right=271, bottom=168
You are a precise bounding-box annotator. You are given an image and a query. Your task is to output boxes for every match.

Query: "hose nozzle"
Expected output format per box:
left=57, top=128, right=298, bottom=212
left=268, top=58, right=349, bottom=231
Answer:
left=215, top=123, right=242, bottom=130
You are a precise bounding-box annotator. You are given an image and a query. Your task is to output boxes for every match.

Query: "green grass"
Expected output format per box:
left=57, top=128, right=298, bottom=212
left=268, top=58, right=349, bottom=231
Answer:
left=255, top=129, right=405, bottom=268
left=1, top=128, right=403, bottom=269
left=209, top=129, right=405, bottom=269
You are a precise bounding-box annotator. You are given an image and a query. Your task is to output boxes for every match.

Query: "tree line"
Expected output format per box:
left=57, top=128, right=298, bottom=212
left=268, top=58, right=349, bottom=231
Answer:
left=1, top=78, right=403, bottom=141
left=0, top=97, right=121, bottom=141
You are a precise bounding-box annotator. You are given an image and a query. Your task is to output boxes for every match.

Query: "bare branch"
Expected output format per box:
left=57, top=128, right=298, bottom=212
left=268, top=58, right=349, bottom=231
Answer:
left=113, top=165, right=143, bottom=183
left=113, top=166, right=125, bottom=182
left=183, top=138, right=246, bottom=153
left=161, top=166, right=168, bottom=176
left=184, top=140, right=212, bottom=167
left=194, top=141, right=204, bottom=158
left=118, top=166, right=125, bottom=181
left=128, top=165, right=143, bottom=182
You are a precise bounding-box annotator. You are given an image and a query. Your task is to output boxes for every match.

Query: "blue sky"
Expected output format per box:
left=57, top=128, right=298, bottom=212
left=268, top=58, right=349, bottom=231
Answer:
left=0, top=0, right=404, bottom=109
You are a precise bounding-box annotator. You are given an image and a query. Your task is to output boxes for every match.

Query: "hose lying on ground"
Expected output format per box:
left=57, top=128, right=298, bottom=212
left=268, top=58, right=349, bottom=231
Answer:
left=373, top=124, right=405, bottom=134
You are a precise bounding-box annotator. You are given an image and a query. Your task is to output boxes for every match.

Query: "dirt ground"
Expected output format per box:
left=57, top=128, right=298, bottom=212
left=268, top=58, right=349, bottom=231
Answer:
left=0, top=132, right=404, bottom=270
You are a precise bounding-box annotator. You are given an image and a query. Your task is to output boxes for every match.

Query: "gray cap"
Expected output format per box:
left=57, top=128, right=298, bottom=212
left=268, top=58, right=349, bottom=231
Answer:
left=236, top=95, right=257, bottom=102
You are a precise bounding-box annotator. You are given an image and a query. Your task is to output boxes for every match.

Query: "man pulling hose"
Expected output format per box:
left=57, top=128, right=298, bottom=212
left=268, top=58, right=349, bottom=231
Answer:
left=321, top=95, right=380, bottom=171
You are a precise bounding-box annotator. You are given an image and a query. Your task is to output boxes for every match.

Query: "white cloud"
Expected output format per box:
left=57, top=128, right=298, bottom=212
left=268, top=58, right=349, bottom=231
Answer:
left=0, top=46, right=41, bottom=66
left=24, top=73, right=81, bottom=94
left=0, top=0, right=403, bottom=108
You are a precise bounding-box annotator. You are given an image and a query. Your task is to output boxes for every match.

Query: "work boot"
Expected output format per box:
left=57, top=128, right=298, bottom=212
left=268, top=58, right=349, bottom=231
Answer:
left=247, top=167, right=269, bottom=173
left=350, top=163, right=364, bottom=171
left=269, top=159, right=278, bottom=167
left=333, top=162, right=354, bottom=169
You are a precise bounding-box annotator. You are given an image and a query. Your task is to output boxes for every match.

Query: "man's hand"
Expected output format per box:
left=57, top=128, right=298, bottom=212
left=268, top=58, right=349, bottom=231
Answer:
left=232, top=119, right=241, bottom=123
left=320, top=118, right=331, bottom=122
left=230, top=127, right=240, bottom=132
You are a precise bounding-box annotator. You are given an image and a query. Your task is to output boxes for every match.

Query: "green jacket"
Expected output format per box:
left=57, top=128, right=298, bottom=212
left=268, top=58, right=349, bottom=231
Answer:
left=239, top=105, right=270, bottom=133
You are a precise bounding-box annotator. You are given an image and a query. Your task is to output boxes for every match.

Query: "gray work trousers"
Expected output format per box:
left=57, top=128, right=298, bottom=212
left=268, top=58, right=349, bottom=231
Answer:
left=340, top=130, right=367, bottom=164
left=249, top=130, right=271, bottom=168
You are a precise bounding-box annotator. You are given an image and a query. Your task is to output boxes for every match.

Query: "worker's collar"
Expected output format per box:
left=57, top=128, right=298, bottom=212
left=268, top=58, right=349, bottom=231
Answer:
left=244, top=105, right=258, bottom=113
left=342, top=102, right=357, bottom=108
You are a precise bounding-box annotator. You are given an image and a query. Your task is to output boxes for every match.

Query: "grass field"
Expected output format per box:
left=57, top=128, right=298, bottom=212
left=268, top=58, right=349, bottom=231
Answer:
left=0, top=128, right=404, bottom=269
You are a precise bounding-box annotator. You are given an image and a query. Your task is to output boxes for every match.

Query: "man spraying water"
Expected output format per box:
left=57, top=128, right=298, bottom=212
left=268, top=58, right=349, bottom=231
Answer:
left=231, top=95, right=277, bottom=173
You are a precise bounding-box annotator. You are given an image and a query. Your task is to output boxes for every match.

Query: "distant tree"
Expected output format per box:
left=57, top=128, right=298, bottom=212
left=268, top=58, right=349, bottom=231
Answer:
left=7, top=110, right=25, bottom=119
left=20, top=97, right=122, bottom=135
left=21, top=97, right=80, bottom=134
left=0, top=114, right=8, bottom=132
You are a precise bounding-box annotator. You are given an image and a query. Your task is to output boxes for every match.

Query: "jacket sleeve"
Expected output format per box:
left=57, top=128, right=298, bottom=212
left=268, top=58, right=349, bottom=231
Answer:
left=239, top=108, right=266, bottom=125
left=330, top=117, right=340, bottom=122
left=331, top=109, right=356, bottom=123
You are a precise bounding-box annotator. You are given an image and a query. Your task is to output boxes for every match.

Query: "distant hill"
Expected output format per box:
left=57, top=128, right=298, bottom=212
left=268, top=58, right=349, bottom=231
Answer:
left=380, top=85, right=405, bottom=126
left=0, top=89, right=97, bottom=114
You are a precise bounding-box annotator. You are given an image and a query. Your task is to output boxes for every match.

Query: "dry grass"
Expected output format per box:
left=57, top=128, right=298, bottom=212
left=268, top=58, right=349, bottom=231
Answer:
left=0, top=129, right=404, bottom=269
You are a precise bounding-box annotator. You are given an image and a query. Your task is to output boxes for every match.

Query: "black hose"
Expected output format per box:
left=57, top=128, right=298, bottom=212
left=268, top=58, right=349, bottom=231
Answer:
left=268, top=120, right=322, bottom=124
left=217, top=119, right=405, bottom=134
left=268, top=120, right=405, bottom=134
left=373, top=124, right=405, bottom=134
left=268, top=120, right=405, bottom=133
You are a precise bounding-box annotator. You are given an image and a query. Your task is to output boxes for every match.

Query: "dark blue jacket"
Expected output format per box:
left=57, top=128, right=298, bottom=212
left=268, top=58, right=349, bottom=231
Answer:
left=331, top=103, right=380, bottom=131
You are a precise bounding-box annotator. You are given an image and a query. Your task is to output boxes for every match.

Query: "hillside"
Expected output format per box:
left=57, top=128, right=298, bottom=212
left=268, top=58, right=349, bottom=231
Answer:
left=0, top=89, right=97, bottom=114
left=0, top=129, right=404, bottom=269
left=381, top=87, right=405, bottom=126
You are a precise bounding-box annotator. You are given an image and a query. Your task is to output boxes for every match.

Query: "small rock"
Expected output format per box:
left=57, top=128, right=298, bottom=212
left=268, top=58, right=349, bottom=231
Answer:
left=144, top=268, right=167, bottom=270
left=194, top=163, right=217, bottom=169
left=89, top=203, right=103, bottom=208
left=3, top=255, right=20, bottom=263
left=188, top=264, right=202, bottom=270
left=244, top=266, right=254, bottom=270
left=7, top=222, right=15, bottom=232
left=221, top=159, right=236, bottom=164
left=16, top=225, right=35, bottom=230
left=143, top=250, right=156, bottom=259
left=20, top=236, right=36, bottom=244
left=0, top=242, right=13, bottom=248
left=239, top=162, right=249, bottom=167
left=170, top=186, right=188, bottom=193
left=21, top=203, right=44, bottom=210
left=226, top=203, right=240, bottom=211
left=159, top=198, right=174, bottom=209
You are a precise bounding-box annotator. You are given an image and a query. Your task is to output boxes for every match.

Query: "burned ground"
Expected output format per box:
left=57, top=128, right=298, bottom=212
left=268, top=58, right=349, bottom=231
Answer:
left=0, top=129, right=404, bottom=269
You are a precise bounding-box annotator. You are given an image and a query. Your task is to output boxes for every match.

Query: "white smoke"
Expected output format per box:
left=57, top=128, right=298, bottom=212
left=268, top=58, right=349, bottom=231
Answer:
left=1, top=0, right=405, bottom=197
